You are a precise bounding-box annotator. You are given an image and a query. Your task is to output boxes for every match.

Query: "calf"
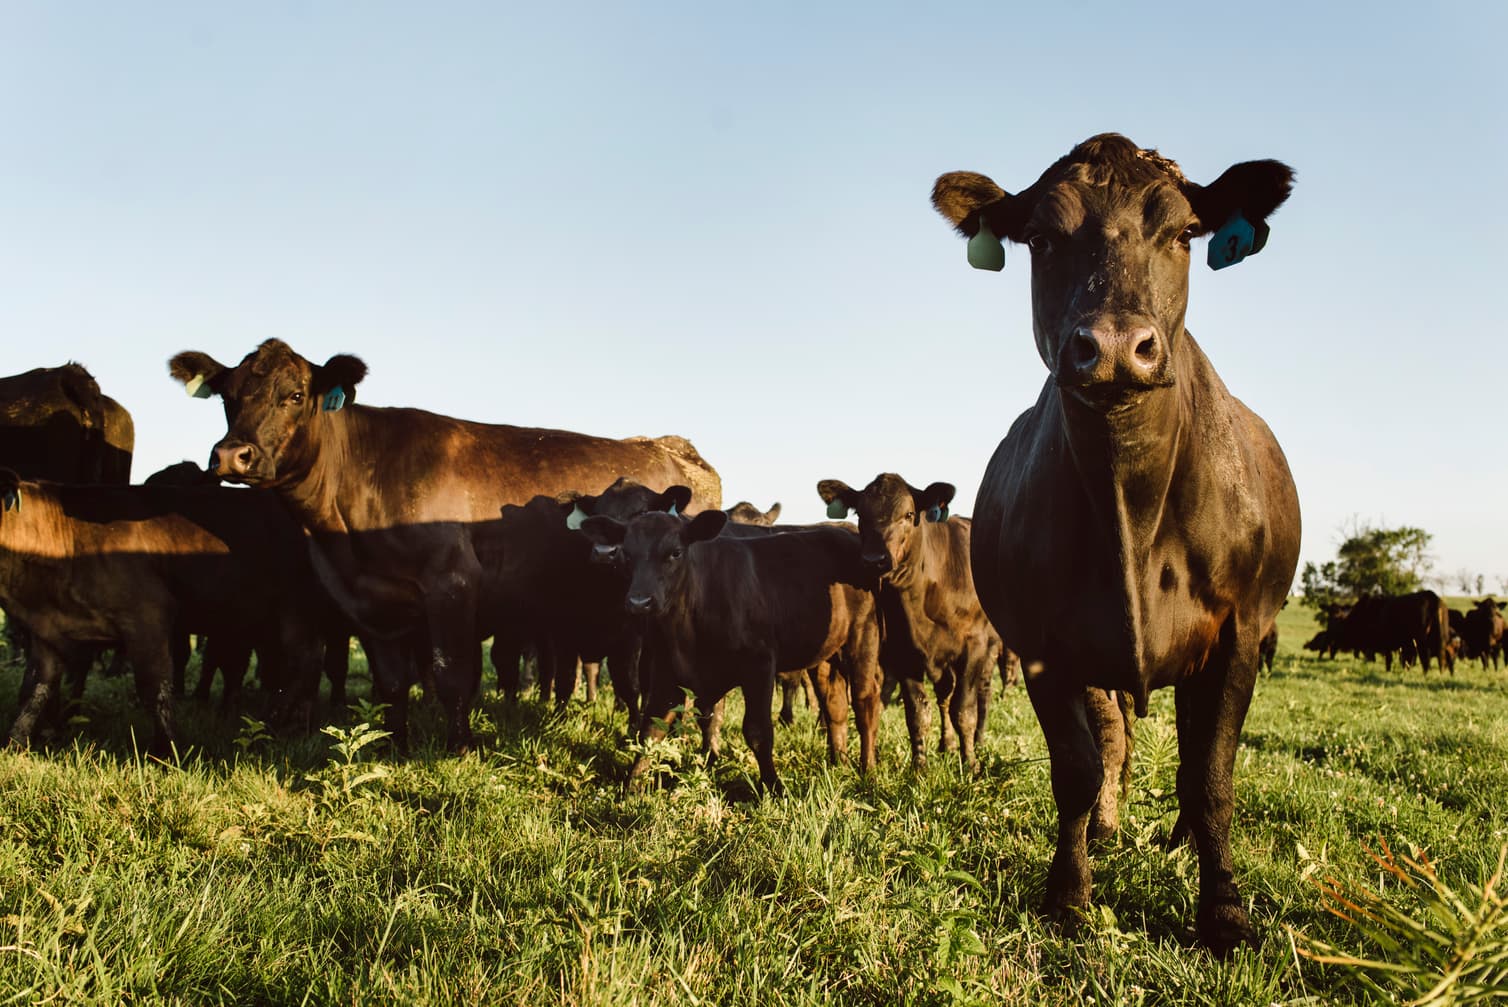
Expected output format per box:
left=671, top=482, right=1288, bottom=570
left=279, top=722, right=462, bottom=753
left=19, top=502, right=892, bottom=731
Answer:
left=818, top=475, right=1003, bottom=772
left=932, top=133, right=1300, bottom=953
left=579, top=511, right=877, bottom=792
left=0, top=471, right=325, bottom=755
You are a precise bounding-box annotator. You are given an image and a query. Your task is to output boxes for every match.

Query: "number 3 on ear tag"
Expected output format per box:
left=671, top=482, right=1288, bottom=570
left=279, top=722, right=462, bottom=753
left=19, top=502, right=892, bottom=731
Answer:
left=1208, top=214, right=1263, bottom=271
left=967, top=219, right=1005, bottom=272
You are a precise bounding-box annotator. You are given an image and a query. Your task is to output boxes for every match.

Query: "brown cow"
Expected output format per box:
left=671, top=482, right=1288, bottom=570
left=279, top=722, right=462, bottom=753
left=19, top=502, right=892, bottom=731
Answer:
left=817, top=475, right=1003, bottom=772
left=578, top=510, right=878, bottom=792
left=0, top=471, right=326, bottom=755
left=932, top=133, right=1300, bottom=953
left=168, top=339, right=720, bottom=751
left=1460, top=597, right=1505, bottom=670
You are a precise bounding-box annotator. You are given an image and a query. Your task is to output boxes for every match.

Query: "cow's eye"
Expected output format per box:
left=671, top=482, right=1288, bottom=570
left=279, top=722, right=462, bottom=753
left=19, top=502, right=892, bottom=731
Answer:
left=1176, top=224, right=1200, bottom=248
left=904, top=511, right=915, bottom=523
left=1026, top=233, right=1053, bottom=254
left=668, top=548, right=683, bottom=562
left=289, top=391, right=305, bottom=406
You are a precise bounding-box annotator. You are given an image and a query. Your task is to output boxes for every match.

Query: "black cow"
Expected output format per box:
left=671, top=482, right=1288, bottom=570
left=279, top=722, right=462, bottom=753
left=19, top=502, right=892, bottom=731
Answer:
left=1324, top=592, right=1448, bottom=673
left=579, top=511, right=878, bottom=792
left=1460, top=597, right=1505, bottom=670
left=932, top=133, right=1300, bottom=953
left=0, top=363, right=133, bottom=484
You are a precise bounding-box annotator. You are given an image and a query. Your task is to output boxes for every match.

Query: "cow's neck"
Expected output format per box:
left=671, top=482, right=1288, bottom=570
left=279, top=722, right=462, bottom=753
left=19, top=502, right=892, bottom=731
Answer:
left=276, top=406, right=373, bottom=536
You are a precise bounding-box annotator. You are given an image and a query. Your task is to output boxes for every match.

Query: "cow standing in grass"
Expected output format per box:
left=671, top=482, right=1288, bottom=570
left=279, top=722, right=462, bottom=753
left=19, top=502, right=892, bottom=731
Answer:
left=169, top=340, right=720, bottom=752
left=932, top=134, right=1300, bottom=953
left=817, top=475, right=1003, bottom=772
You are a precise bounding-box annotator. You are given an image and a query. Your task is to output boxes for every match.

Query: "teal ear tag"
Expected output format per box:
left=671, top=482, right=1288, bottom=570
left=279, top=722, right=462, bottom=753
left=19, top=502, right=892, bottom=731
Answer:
left=926, top=503, right=949, bottom=523
left=2, top=487, right=20, bottom=513
left=667, top=502, right=679, bottom=517
left=967, top=219, right=1005, bottom=272
left=322, top=386, right=346, bottom=412
left=185, top=374, right=214, bottom=399
left=566, top=505, right=587, bottom=531
left=1207, top=214, right=1258, bottom=271
left=826, top=500, right=849, bottom=520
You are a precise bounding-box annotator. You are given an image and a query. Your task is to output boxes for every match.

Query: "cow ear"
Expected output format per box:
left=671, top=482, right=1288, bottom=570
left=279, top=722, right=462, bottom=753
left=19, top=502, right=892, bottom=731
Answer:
left=1186, top=159, right=1294, bottom=236
left=312, top=354, right=369, bottom=409
left=817, top=479, right=858, bottom=519
left=932, top=171, right=1030, bottom=243
left=657, top=485, right=693, bottom=517
left=577, top=515, right=626, bottom=547
left=912, top=481, right=957, bottom=523
left=764, top=502, right=781, bottom=524
left=684, top=510, right=727, bottom=544
left=169, top=351, right=229, bottom=399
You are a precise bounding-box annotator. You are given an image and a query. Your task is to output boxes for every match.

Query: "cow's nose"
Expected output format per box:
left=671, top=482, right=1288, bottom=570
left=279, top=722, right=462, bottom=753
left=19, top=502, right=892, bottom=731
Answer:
left=625, top=595, right=656, bottom=616
left=1067, top=325, right=1164, bottom=385
left=213, top=441, right=259, bottom=478
left=861, top=551, right=893, bottom=574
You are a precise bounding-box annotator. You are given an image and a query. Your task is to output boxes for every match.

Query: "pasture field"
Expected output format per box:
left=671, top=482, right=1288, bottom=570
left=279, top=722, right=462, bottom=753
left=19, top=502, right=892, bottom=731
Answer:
left=0, top=603, right=1505, bottom=1006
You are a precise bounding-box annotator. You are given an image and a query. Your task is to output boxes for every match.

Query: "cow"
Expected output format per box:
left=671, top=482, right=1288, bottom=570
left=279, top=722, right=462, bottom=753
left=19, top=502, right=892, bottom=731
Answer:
left=932, top=133, right=1300, bottom=953
left=0, top=470, right=327, bottom=755
left=168, top=339, right=721, bottom=752
left=0, top=363, right=134, bottom=485
left=817, top=475, right=1003, bottom=772
left=1460, top=597, right=1505, bottom=670
left=726, top=501, right=782, bottom=526
left=1258, top=626, right=1278, bottom=674
left=578, top=510, right=879, bottom=793
left=1322, top=592, right=1448, bottom=672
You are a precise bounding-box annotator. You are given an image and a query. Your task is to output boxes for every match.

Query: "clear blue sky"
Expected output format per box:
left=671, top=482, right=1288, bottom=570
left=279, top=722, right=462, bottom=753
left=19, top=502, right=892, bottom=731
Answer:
left=3, top=2, right=1504, bottom=586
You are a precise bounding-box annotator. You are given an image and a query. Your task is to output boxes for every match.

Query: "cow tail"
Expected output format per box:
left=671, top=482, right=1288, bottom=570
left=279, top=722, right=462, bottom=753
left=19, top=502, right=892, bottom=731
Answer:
left=1117, top=688, right=1135, bottom=799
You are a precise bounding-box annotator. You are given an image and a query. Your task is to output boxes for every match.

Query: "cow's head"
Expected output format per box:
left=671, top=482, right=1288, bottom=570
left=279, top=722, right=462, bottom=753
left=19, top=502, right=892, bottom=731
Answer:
left=168, top=340, right=368, bottom=485
left=577, top=509, right=727, bottom=616
left=726, top=501, right=782, bottom=526
left=932, top=134, right=1293, bottom=410
left=817, top=474, right=954, bottom=578
left=563, top=479, right=693, bottom=565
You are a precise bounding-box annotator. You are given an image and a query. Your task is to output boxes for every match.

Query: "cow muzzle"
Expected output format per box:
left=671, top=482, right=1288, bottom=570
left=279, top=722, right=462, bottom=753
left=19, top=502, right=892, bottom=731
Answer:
left=861, top=551, right=893, bottom=575
left=211, top=440, right=265, bottom=482
left=1058, top=324, right=1171, bottom=393
left=625, top=594, right=659, bottom=617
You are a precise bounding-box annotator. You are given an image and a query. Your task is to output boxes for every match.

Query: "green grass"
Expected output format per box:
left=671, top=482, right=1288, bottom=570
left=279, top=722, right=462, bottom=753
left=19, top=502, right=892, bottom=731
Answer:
left=0, top=603, right=1504, bottom=1005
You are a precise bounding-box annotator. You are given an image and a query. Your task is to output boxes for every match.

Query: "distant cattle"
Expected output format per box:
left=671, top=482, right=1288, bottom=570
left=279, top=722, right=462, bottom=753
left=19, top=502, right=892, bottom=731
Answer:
left=580, top=511, right=879, bottom=792
left=1460, top=597, right=1506, bottom=670
left=818, top=474, right=1003, bottom=772
left=0, top=471, right=329, bottom=755
left=933, top=133, right=1300, bottom=953
left=1318, top=592, right=1449, bottom=672
left=169, top=339, right=721, bottom=752
left=726, top=501, right=782, bottom=527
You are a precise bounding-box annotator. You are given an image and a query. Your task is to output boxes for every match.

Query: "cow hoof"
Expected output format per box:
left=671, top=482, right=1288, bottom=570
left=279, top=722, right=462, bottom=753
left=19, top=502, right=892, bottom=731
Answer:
left=1197, top=901, right=1256, bottom=958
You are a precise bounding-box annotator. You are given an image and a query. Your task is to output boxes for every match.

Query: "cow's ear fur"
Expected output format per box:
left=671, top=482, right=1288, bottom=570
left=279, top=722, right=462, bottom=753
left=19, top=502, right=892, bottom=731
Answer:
left=912, top=481, right=957, bottom=509
left=684, top=510, right=727, bottom=544
left=1186, top=159, right=1294, bottom=235
left=817, top=479, right=859, bottom=512
left=168, top=351, right=229, bottom=397
left=657, top=486, right=693, bottom=515
left=312, top=354, right=369, bottom=404
left=932, top=171, right=1030, bottom=242
left=763, top=502, right=782, bottom=523
left=578, top=515, right=626, bottom=547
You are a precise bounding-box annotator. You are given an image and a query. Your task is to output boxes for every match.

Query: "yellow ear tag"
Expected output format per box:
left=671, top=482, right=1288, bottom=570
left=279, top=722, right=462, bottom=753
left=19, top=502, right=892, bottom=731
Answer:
left=967, top=219, right=1005, bottom=271
left=185, top=374, right=214, bottom=399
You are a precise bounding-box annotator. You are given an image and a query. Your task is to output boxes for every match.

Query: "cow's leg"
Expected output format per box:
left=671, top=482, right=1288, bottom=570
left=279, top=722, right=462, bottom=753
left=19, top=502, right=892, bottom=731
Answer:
left=324, top=632, right=349, bottom=709
left=900, top=677, right=933, bottom=769
left=217, top=639, right=253, bottom=715
left=605, top=636, right=643, bottom=739
left=626, top=644, right=688, bottom=789
left=1025, top=663, right=1102, bottom=927
left=365, top=637, right=412, bottom=754
left=811, top=660, right=850, bottom=764
left=423, top=564, right=481, bottom=753
left=699, top=698, right=727, bottom=763
left=741, top=666, right=783, bottom=797
left=948, top=660, right=981, bottom=773
left=171, top=628, right=192, bottom=697
left=9, top=637, right=71, bottom=749
left=580, top=659, right=600, bottom=704
left=777, top=672, right=798, bottom=726
left=1174, top=626, right=1259, bottom=957
left=1086, top=687, right=1130, bottom=842
left=551, top=641, right=578, bottom=709
left=489, top=637, right=521, bottom=703
left=849, top=618, right=883, bottom=774
left=126, top=633, right=178, bottom=759
left=933, top=667, right=959, bottom=754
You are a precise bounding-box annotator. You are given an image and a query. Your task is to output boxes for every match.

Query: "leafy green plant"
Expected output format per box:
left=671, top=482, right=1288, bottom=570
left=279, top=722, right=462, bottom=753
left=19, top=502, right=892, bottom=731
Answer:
left=232, top=715, right=273, bottom=756
left=1293, top=836, right=1508, bottom=1005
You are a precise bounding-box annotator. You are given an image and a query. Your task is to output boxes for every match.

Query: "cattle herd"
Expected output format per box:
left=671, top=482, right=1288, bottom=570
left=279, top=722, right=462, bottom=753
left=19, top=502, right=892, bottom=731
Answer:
left=0, top=134, right=1495, bottom=957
